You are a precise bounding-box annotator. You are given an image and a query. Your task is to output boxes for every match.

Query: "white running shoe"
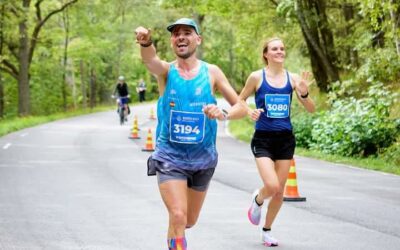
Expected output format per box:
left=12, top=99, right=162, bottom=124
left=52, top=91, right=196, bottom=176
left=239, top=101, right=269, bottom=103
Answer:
left=247, top=189, right=262, bottom=225
left=262, top=230, right=278, bottom=247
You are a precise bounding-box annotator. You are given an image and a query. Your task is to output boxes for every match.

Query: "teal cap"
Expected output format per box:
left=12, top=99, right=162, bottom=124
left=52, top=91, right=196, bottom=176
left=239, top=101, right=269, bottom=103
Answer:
left=167, top=18, right=200, bottom=34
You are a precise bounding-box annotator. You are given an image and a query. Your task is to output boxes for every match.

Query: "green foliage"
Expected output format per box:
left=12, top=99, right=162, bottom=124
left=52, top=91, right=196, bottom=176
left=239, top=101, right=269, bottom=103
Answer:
left=2, top=75, right=18, bottom=118
left=292, top=112, right=318, bottom=148
left=311, top=83, right=398, bottom=157
left=358, top=48, right=400, bottom=84
left=380, top=134, right=400, bottom=167
left=276, top=0, right=296, bottom=21
left=229, top=115, right=400, bottom=175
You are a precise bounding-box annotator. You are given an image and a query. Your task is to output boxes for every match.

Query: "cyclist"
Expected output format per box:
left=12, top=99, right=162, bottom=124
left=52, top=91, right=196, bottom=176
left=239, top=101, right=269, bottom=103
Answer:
left=112, top=76, right=130, bottom=121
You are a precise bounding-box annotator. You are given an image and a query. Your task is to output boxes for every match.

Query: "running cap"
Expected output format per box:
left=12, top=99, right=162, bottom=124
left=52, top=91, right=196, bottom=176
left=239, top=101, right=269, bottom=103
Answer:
left=167, top=18, right=200, bottom=35
left=118, top=76, right=124, bottom=81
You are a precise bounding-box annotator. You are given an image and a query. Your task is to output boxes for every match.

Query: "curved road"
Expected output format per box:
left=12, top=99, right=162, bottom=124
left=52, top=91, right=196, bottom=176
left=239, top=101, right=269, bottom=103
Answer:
left=0, top=103, right=399, bottom=250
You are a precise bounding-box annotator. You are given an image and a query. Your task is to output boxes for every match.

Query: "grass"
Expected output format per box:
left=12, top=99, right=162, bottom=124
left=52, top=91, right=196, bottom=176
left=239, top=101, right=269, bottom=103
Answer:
left=228, top=118, right=400, bottom=176
left=0, top=106, right=112, bottom=137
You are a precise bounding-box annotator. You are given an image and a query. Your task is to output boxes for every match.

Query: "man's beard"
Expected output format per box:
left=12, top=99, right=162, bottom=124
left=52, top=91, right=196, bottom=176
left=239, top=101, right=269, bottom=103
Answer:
left=176, top=48, right=197, bottom=59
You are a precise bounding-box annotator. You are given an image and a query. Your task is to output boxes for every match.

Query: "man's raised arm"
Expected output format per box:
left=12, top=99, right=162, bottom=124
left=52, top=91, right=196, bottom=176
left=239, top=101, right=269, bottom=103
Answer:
left=135, top=26, right=169, bottom=77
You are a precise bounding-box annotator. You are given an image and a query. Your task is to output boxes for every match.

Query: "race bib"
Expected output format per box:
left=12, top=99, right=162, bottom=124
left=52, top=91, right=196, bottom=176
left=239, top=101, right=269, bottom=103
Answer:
left=169, top=110, right=205, bottom=144
left=265, top=94, right=290, bottom=118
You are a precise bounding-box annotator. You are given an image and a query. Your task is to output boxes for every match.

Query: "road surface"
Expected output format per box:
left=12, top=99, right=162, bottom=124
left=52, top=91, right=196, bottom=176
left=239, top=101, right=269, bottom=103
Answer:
left=0, top=102, right=399, bottom=249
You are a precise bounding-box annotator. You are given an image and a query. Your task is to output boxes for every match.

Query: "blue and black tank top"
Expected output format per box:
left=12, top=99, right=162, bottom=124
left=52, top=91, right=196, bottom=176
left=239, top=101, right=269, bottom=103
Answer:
left=254, top=69, right=293, bottom=131
left=152, top=61, right=218, bottom=170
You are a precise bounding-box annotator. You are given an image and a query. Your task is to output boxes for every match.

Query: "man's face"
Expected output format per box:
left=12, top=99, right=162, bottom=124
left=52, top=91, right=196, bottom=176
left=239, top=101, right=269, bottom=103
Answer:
left=170, top=25, right=201, bottom=59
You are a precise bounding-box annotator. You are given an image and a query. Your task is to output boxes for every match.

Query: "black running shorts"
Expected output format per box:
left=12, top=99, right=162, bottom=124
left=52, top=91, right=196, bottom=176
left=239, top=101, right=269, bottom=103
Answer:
left=250, top=130, right=296, bottom=161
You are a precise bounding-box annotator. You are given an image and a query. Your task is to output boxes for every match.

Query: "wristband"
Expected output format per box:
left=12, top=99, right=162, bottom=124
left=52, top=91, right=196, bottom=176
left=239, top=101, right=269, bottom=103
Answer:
left=222, top=109, right=229, bottom=121
left=300, top=92, right=309, bottom=99
left=140, top=40, right=153, bottom=47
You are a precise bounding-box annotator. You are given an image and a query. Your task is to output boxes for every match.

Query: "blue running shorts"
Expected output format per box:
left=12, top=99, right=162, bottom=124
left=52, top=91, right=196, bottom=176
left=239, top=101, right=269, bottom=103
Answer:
left=147, top=156, right=215, bottom=192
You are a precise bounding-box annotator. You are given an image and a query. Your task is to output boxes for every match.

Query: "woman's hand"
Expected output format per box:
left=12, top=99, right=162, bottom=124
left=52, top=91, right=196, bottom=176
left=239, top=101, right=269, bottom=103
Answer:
left=249, top=108, right=264, bottom=121
left=295, top=71, right=312, bottom=97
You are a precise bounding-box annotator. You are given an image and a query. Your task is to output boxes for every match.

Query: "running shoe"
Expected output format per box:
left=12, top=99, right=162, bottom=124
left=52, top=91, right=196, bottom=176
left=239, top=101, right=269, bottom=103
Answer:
left=261, top=230, right=278, bottom=247
left=248, top=189, right=262, bottom=225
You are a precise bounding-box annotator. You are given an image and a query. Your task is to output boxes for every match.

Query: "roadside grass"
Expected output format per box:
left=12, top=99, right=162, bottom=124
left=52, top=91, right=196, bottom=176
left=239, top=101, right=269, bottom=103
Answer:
left=228, top=118, right=400, bottom=176
left=0, top=106, right=112, bottom=137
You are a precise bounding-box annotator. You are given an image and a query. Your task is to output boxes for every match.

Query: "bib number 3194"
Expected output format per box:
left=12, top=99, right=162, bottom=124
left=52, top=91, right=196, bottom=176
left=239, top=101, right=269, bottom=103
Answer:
left=170, top=110, right=205, bottom=144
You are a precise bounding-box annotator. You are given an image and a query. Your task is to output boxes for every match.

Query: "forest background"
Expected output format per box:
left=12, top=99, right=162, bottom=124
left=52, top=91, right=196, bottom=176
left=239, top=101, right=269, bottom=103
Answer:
left=0, top=0, right=399, bottom=173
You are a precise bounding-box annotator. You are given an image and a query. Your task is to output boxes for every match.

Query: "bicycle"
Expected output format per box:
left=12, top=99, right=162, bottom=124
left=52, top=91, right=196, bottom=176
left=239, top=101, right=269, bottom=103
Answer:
left=112, top=95, right=130, bottom=125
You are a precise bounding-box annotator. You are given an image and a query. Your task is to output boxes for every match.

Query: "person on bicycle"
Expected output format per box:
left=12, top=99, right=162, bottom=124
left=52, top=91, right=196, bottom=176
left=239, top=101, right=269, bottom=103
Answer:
left=112, top=76, right=130, bottom=120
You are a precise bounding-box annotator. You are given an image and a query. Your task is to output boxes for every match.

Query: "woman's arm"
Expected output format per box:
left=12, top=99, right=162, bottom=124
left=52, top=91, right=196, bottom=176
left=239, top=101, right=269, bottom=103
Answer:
left=291, top=72, right=316, bottom=113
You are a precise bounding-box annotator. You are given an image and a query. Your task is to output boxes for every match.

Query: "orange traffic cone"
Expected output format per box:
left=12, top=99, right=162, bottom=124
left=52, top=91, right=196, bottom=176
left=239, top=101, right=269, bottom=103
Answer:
left=142, top=128, right=155, bottom=152
left=283, top=158, right=306, bottom=202
left=129, top=126, right=141, bottom=139
left=149, top=107, right=156, bottom=120
left=129, top=117, right=141, bottom=139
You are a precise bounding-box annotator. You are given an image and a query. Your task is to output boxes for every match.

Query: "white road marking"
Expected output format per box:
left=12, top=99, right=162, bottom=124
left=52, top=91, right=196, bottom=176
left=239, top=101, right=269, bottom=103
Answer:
left=20, top=133, right=28, bottom=137
left=3, top=143, right=11, bottom=149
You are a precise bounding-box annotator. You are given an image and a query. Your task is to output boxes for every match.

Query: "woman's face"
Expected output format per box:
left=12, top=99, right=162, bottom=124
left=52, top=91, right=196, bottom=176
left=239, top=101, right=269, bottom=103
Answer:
left=264, top=39, right=285, bottom=65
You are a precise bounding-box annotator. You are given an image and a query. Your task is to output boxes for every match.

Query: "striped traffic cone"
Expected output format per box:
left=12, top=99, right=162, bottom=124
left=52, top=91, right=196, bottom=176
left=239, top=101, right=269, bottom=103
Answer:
left=283, top=158, right=306, bottom=202
left=129, top=117, right=141, bottom=139
left=142, top=128, right=155, bottom=152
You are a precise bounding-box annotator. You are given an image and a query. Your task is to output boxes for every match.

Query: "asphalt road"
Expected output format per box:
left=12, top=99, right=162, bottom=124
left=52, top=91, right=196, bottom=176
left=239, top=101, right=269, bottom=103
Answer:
left=0, top=102, right=399, bottom=250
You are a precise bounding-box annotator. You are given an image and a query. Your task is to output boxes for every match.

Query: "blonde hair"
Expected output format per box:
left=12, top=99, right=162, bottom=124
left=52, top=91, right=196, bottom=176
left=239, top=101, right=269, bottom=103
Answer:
left=262, top=37, right=283, bottom=65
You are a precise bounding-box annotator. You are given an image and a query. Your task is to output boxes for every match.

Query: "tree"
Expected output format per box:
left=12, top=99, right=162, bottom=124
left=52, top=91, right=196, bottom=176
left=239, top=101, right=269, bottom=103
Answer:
left=389, top=0, right=400, bottom=55
left=295, top=0, right=340, bottom=92
left=0, top=0, right=78, bottom=116
left=0, top=4, right=4, bottom=118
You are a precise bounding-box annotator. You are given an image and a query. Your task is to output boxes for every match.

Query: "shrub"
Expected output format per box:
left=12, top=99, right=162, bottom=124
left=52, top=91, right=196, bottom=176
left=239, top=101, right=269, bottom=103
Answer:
left=292, top=112, right=318, bottom=148
left=380, top=140, right=400, bottom=167
left=310, top=83, right=398, bottom=157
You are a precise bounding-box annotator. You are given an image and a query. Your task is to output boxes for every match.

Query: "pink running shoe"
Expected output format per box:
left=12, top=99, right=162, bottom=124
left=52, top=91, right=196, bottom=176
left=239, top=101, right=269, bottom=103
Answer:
left=262, top=230, right=279, bottom=247
left=247, top=189, right=262, bottom=225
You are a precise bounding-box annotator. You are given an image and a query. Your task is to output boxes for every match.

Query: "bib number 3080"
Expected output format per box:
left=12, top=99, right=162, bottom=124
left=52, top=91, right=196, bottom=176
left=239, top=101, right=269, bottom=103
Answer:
left=170, top=110, right=205, bottom=144
left=265, top=94, right=290, bottom=118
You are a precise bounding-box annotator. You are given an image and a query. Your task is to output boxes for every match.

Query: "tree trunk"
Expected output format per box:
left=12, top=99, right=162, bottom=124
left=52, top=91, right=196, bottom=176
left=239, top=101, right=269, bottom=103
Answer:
left=372, top=28, right=385, bottom=48
left=0, top=4, right=4, bottom=118
left=301, top=25, right=329, bottom=90
left=342, top=2, right=359, bottom=67
left=18, top=0, right=31, bottom=116
left=0, top=77, right=3, bottom=118
left=89, top=67, right=96, bottom=109
left=80, top=60, right=87, bottom=109
left=295, top=0, right=340, bottom=92
left=70, top=60, right=77, bottom=109
left=228, top=29, right=235, bottom=91
left=62, top=7, right=70, bottom=111
left=193, top=13, right=204, bottom=59
left=116, top=3, right=125, bottom=76
left=390, top=0, right=400, bottom=55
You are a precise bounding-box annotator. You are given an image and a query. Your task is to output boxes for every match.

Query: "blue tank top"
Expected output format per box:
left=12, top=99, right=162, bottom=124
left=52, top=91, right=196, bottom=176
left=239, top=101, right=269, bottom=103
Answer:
left=254, top=69, right=293, bottom=131
left=152, top=61, right=218, bottom=170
